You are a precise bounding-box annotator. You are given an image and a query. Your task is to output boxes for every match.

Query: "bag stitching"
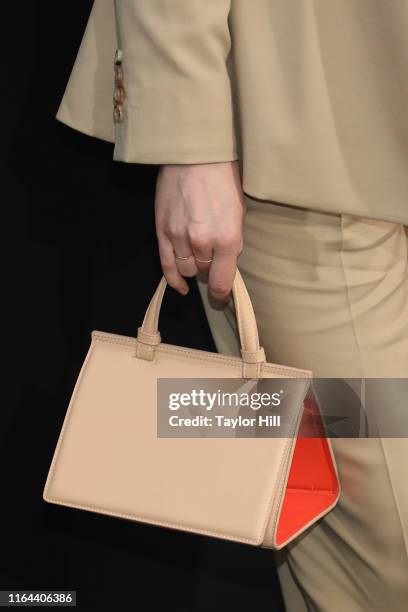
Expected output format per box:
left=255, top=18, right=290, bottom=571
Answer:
left=91, top=331, right=310, bottom=377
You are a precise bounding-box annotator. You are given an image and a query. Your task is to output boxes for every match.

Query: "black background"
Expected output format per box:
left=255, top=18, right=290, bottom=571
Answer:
left=3, top=2, right=285, bottom=609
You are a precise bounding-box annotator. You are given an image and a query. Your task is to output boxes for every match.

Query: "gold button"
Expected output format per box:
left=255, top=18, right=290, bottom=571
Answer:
left=114, top=65, right=124, bottom=86
left=113, top=85, right=125, bottom=105
left=113, top=104, right=124, bottom=124
left=114, top=48, right=123, bottom=65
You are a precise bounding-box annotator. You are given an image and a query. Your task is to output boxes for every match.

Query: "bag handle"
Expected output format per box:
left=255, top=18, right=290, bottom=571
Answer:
left=135, top=269, right=266, bottom=378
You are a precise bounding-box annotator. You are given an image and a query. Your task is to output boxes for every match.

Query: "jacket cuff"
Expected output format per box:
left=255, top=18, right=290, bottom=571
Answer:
left=112, top=80, right=238, bottom=165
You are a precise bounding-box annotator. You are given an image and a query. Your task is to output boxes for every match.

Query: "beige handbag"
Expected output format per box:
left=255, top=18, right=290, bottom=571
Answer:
left=43, top=270, right=340, bottom=549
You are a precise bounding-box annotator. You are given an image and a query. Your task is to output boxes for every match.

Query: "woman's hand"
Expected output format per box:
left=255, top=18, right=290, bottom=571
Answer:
left=155, top=161, right=246, bottom=303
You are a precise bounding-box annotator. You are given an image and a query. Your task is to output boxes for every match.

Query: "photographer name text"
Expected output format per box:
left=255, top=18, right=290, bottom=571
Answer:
left=168, top=414, right=281, bottom=428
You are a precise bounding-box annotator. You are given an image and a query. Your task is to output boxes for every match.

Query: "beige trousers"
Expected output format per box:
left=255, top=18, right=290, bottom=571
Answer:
left=197, top=195, right=408, bottom=612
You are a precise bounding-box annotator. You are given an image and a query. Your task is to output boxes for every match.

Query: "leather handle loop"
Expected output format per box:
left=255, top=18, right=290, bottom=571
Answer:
left=240, top=348, right=266, bottom=363
left=136, top=270, right=266, bottom=376
left=136, top=327, right=161, bottom=346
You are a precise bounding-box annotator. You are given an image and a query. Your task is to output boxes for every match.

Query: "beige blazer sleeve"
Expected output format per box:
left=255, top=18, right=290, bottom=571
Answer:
left=112, top=0, right=238, bottom=164
left=56, top=0, right=118, bottom=144
left=57, top=0, right=238, bottom=164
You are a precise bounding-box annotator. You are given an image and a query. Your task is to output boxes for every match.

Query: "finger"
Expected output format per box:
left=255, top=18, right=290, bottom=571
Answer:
left=207, top=250, right=238, bottom=305
left=171, top=234, right=198, bottom=278
left=175, top=255, right=198, bottom=278
left=189, top=231, right=214, bottom=274
left=157, top=230, right=189, bottom=295
left=192, top=245, right=214, bottom=274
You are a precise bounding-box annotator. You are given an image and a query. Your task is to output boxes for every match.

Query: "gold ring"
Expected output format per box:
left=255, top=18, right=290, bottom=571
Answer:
left=195, top=258, right=213, bottom=264
left=175, top=254, right=193, bottom=261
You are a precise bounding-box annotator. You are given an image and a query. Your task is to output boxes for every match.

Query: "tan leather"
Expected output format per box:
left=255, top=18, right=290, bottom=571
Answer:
left=56, top=0, right=408, bottom=225
left=43, top=270, right=339, bottom=549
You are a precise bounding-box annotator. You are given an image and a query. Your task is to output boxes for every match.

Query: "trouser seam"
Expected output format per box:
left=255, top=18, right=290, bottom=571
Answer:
left=338, top=215, right=366, bottom=378
left=339, top=217, right=408, bottom=569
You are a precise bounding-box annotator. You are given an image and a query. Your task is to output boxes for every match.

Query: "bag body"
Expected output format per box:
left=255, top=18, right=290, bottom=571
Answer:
left=43, top=271, right=340, bottom=549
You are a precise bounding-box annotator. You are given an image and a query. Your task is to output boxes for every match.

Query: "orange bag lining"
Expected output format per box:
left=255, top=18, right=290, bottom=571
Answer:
left=275, top=394, right=340, bottom=547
